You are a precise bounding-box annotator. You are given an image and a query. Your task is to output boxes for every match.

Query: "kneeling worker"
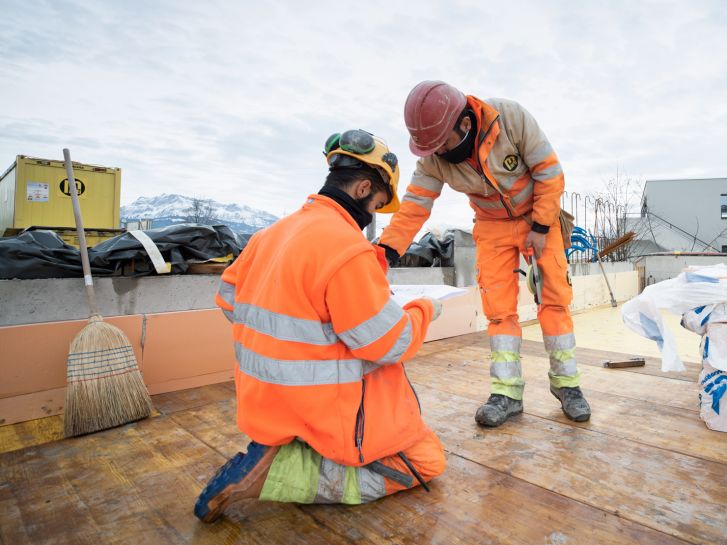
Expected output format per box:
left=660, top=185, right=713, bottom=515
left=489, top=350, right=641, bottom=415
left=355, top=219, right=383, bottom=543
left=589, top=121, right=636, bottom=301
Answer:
left=195, top=129, right=446, bottom=522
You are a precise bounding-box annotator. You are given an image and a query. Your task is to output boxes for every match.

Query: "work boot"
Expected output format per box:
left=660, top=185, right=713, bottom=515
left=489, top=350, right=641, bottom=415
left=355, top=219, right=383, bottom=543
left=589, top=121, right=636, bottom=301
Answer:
left=194, top=442, right=279, bottom=523
left=474, top=394, right=523, bottom=427
left=550, top=386, right=591, bottom=422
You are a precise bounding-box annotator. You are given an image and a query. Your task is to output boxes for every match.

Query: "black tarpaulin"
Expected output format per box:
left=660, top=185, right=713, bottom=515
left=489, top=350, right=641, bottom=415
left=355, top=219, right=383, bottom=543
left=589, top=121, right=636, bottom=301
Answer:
left=0, top=224, right=246, bottom=279
left=399, top=230, right=456, bottom=267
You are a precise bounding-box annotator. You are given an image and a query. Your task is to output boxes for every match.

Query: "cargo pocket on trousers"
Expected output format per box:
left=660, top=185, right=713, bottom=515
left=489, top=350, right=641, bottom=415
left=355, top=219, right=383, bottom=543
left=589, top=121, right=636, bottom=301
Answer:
left=475, top=265, right=498, bottom=318
left=545, top=251, right=573, bottom=305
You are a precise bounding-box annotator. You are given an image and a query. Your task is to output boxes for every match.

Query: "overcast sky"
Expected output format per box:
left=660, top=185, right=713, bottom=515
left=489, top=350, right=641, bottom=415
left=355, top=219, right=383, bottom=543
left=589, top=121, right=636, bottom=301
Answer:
left=1, top=0, right=725, bottom=232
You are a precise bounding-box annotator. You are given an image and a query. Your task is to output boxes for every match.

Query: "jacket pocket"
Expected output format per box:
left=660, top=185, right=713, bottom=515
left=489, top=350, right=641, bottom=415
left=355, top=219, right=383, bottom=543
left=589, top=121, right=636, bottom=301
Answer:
left=402, top=366, right=421, bottom=414
left=354, top=379, right=366, bottom=463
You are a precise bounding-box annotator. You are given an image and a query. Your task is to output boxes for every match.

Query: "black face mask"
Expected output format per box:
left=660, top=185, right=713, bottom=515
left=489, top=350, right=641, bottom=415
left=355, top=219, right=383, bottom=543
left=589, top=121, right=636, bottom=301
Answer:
left=439, top=110, right=477, bottom=164
left=318, top=185, right=373, bottom=230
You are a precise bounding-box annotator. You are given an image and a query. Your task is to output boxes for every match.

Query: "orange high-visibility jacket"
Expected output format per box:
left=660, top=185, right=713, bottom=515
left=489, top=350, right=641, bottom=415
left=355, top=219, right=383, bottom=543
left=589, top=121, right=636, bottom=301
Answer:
left=216, top=194, right=434, bottom=466
left=381, top=96, right=564, bottom=255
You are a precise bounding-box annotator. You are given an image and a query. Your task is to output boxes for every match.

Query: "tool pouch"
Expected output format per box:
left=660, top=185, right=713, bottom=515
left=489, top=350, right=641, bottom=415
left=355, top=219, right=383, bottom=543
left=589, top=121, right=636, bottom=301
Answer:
left=559, top=209, right=575, bottom=250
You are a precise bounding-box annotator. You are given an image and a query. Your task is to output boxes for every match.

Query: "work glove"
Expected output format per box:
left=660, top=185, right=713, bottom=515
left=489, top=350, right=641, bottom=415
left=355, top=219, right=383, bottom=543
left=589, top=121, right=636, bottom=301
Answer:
left=422, top=297, right=443, bottom=321
left=377, top=243, right=400, bottom=268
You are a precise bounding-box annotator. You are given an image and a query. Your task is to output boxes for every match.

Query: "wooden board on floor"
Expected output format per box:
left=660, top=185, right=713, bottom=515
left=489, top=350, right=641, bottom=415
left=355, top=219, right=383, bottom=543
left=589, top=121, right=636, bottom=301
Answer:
left=413, top=383, right=727, bottom=545
left=417, top=345, right=700, bottom=411
left=408, top=350, right=725, bottom=464
left=522, top=339, right=702, bottom=381
left=153, top=399, right=693, bottom=545
left=0, top=415, right=63, bottom=455
left=1, top=332, right=723, bottom=545
left=153, top=382, right=236, bottom=415
left=0, top=415, right=355, bottom=545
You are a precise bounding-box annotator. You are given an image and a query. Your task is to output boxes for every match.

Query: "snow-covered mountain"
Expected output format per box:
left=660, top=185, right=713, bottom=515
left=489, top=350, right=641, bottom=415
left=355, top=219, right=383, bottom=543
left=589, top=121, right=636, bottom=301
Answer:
left=121, top=194, right=278, bottom=234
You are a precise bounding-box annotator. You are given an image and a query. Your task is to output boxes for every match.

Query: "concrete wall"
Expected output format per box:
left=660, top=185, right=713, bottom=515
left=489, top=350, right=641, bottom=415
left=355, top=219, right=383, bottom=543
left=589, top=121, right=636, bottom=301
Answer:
left=1, top=260, right=636, bottom=327
left=0, top=276, right=220, bottom=327
left=387, top=267, right=455, bottom=287
left=635, top=254, right=727, bottom=286
left=0, top=266, right=638, bottom=426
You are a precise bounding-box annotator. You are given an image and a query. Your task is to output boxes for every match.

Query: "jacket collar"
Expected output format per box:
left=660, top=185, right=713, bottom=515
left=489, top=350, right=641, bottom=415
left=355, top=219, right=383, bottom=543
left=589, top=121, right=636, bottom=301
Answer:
left=303, top=194, right=364, bottom=233
left=465, top=95, right=501, bottom=168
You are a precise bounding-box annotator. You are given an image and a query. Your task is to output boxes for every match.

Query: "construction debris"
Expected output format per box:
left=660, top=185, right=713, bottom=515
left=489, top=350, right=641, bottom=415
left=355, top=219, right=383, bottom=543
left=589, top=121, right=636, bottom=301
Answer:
left=603, top=358, right=646, bottom=368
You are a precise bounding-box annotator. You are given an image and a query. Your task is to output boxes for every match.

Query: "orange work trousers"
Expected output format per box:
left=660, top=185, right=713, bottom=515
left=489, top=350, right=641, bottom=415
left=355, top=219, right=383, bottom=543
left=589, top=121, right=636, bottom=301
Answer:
left=472, top=217, right=579, bottom=399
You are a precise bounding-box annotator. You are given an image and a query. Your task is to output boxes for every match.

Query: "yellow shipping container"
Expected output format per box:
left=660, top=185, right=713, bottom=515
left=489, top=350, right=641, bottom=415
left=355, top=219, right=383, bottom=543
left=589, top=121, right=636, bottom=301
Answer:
left=0, top=155, right=122, bottom=244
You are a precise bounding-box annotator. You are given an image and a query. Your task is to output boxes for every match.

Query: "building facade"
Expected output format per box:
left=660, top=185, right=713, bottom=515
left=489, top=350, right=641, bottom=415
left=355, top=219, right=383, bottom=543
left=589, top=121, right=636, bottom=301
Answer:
left=629, top=178, right=727, bottom=254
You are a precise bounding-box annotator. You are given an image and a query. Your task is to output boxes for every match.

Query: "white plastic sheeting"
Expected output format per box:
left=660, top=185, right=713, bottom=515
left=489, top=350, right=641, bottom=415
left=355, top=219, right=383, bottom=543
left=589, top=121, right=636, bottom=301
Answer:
left=621, top=264, right=727, bottom=372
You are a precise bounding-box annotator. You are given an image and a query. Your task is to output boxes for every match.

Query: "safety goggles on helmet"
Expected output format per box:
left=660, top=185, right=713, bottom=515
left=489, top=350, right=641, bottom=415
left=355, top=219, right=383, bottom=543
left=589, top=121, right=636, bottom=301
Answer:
left=326, top=129, right=375, bottom=155
left=323, top=129, right=401, bottom=213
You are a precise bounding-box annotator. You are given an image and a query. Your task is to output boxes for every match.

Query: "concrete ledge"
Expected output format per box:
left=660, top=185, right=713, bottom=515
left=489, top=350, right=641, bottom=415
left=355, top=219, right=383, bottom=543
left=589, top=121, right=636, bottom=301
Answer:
left=1, top=267, right=639, bottom=426
left=387, top=267, right=454, bottom=286
left=0, top=276, right=221, bottom=327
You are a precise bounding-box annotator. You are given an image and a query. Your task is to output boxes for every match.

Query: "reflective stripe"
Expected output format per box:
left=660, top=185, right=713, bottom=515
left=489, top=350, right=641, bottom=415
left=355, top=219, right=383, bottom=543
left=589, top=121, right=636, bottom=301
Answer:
left=378, top=316, right=412, bottom=364
left=490, top=376, right=525, bottom=400
left=528, top=141, right=554, bottom=165
left=338, top=299, right=404, bottom=350
left=497, top=171, right=521, bottom=191
left=358, top=466, right=387, bottom=502
left=490, top=335, right=522, bottom=353
left=222, top=308, right=234, bottom=323
left=490, top=336, right=522, bottom=380
left=315, top=457, right=347, bottom=503
left=544, top=334, right=577, bottom=376
left=410, top=172, right=444, bottom=194
left=469, top=195, right=505, bottom=209
left=218, top=280, right=235, bottom=307
left=511, top=182, right=534, bottom=205
left=491, top=350, right=520, bottom=363
left=402, top=192, right=434, bottom=211
left=543, top=333, right=575, bottom=352
left=533, top=163, right=563, bottom=180
left=550, top=357, right=578, bottom=376
left=549, top=369, right=581, bottom=388
left=234, top=303, right=337, bottom=346
left=313, top=458, right=386, bottom=504
left=235, top=343, right=366, bottom=385
left=490, top=359, right=523, bottom=380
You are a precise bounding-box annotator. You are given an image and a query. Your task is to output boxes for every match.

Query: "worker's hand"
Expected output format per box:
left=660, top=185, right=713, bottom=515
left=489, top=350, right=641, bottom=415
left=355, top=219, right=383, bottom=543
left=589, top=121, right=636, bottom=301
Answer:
left=377, top=243, right=400, bottom=267
left=422, top=297, right=442, bottom=321
left=524, top=230, right=547, bottom=260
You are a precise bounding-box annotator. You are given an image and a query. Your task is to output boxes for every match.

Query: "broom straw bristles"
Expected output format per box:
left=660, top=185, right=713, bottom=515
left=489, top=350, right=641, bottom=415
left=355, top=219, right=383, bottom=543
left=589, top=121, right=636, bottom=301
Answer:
left=64, top=316, right=153, bottom=437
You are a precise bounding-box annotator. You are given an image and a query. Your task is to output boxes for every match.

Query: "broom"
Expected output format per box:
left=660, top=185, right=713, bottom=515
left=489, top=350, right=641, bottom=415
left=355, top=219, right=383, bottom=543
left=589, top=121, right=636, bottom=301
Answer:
left=63, top=148, right=153, bottom=437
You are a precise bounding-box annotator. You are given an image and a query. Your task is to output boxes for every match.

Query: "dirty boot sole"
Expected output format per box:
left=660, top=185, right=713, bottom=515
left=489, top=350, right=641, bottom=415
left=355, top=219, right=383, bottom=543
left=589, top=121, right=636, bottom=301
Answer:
left=195, top=445, right=278, bottom=523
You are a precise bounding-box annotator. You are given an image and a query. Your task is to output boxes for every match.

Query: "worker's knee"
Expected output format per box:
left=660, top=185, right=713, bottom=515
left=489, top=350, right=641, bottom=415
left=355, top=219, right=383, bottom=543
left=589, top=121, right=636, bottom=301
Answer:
left=427, top=447, right=447, bottom=481
left=414, top=431, right=447, bottom=482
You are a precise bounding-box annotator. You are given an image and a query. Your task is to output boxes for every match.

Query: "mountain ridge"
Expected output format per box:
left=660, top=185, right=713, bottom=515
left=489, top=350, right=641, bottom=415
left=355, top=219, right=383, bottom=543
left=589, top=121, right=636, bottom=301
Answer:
left=120, top=193, right=278, bottom=234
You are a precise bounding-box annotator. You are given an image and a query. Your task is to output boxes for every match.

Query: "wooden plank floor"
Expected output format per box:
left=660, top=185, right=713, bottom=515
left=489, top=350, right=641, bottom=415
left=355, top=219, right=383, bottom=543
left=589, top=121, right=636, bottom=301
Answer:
left=1, top=330, right=724, bottom=545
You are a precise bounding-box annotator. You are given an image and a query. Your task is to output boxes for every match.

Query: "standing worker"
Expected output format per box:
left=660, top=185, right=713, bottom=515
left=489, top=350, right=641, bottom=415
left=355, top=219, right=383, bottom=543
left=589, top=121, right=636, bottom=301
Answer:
left=195, top=129, right=446, bottom=523
left=379, top=81, right=591, bottom=427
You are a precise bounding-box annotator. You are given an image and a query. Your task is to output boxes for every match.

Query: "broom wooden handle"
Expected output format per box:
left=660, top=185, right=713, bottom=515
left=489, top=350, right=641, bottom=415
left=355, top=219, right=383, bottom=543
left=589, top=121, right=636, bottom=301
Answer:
left=63, top=148, right=100, bottom=317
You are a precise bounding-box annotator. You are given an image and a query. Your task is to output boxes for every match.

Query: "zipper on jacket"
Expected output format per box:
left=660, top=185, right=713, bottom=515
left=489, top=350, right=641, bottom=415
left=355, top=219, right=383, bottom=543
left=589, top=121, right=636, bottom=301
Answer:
left=403, top=366, right=421, bottom=414
left=469, top=114, right=514, bottom=219
left=354, top=379, right=366, bottom=463
left=467, top=162, right=514, bottom=220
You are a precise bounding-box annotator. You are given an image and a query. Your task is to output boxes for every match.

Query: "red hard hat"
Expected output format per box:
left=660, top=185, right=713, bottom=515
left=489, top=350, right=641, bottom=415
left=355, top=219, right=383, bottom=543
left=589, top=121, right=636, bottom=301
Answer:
left=404, top=80, right=467, bottom=157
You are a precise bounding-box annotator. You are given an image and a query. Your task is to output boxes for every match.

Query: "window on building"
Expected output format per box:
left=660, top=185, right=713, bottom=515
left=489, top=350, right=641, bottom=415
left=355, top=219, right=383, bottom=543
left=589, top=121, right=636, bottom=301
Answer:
left=722, top=194, right=727, bottom=219
left=723, top=245, right=727, bottom=254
